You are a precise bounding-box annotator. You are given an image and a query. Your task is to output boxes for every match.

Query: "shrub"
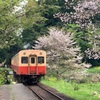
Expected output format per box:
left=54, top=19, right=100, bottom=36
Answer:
left=0, top=68, right=11, bottom=85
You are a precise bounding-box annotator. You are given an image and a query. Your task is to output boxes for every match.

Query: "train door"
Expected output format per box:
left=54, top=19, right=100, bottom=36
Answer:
left=28, top=55, right=38, bottom=75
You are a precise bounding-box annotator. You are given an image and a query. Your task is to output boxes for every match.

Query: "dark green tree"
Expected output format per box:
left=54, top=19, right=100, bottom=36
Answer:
left=22, top=0, right=65, bottom=48
left=0, top=0, right=22, bottom=48
left=0, top=0, right=46, bottom=65
left=37, top=0, right=65, bottom=27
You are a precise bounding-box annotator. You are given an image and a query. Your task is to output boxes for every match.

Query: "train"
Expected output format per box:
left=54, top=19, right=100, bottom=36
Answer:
left=11, top=50, right=46, bottom=83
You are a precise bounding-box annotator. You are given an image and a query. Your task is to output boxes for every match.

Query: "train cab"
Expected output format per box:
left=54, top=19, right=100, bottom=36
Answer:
left=11, top=50, right=46, bottom=83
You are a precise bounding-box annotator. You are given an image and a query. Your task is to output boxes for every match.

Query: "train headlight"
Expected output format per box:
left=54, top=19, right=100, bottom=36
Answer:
left=23, top=52, right=26, bottom=55
left=40, top=52, right=42, bottom=55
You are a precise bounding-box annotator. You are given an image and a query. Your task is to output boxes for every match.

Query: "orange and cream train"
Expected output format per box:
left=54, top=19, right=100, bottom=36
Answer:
left=11, top=50, right=46, bottom=83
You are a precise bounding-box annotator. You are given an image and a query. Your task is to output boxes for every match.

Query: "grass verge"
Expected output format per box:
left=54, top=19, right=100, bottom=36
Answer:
left=87, top=67, right=100, bottom=74
left=41, top=77, right=100, bottom=100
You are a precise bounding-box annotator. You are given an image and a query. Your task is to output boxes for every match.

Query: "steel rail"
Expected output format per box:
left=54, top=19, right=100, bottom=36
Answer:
left=27, top=86, right=44, bottom=100
left=37, top=84, right=64, bottom=100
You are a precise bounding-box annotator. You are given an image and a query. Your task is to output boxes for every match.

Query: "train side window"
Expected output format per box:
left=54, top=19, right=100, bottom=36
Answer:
left=31, top=58, right=35, bottom=63
left=38, top=57, right=44, bottom=64
left=21, top=57, right=28, bottom=64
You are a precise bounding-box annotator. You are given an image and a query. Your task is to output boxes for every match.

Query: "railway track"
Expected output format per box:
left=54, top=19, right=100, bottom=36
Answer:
left=27, top=84, right=64, bottom=100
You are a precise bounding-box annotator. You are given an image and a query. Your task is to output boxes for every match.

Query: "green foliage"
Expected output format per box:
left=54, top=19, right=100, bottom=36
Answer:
left=0, top=68, right=10, bottom=85
left=87, top=59, right=100, bottom=67
left=0, top=35, right=23, bottom=65
left=0, top=49, right=6, bottom=62
left=22, top=0, right=63, bottom=48
left=37, top=0, right=62, bottom=27
left=64, top=24, right=92, bottom=52
left=0, top=0, right=45, bottom=64
left=22, top=22, right=48, bottom=48
left=48, top=77, right=57, bottom=82
left=0, top=0, right=45, bottom=49
left=21, top=0, right=47, bottom=29
left=88, top=67, right=100, bottom=74
left=64, top=24, right=100, bottom=67
left=0, top=0, right=22, bottom=48
left=42, top=77, right=100, bottom=100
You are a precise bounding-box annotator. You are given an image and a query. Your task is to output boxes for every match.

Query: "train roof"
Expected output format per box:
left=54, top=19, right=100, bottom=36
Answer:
left=12, top=49, right=46, bottom=59
left=19, top=49, right=45, bottom=52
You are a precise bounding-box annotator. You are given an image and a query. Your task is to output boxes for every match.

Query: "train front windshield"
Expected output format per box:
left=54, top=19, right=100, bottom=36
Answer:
left=21, top=57, right=28, bottom=63
left=38, top=57, right=44, bottom=64
left=21, top=56, right=44, bottom=64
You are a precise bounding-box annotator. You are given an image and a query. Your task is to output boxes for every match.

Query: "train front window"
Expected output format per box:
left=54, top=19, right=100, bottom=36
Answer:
left=21, top=57, right=28, bottom=64
left=38, top=57, right=44, bottom=64
left=31, top=57, right=35, bottom=63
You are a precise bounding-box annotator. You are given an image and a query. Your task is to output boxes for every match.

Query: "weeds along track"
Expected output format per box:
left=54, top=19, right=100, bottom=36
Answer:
left=27, top=83, right=65, bottom=100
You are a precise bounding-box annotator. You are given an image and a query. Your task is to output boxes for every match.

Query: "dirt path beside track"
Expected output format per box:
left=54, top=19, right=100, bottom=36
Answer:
left=0, top=84, right=39, bottom=100
left=0, top=85, right=12, bottom=100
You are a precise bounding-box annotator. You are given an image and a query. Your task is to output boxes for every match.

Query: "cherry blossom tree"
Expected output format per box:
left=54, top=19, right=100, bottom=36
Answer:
left=55, top=0, right=100, bottom=28
left=54, top=0, right=100, bottom=65
left=33, top=27, right=90, bottom=77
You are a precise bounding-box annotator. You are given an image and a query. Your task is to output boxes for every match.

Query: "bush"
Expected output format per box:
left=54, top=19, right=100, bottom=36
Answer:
left=0, top=68, right=11, bottom=85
